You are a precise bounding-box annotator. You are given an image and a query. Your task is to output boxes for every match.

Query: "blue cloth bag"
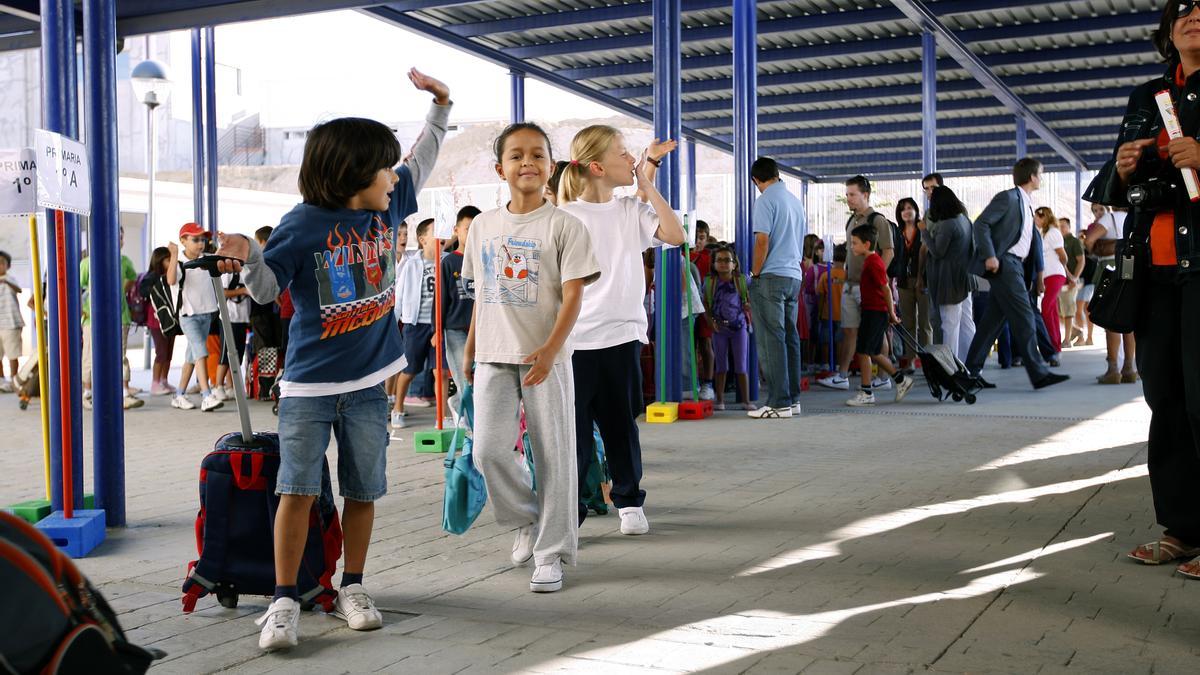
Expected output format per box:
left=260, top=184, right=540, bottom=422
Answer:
left=442, top=386, right=487, bottom=535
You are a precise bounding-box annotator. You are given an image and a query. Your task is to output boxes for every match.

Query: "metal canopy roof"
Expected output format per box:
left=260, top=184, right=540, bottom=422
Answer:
left=0, top=0, right=1162, bottom=181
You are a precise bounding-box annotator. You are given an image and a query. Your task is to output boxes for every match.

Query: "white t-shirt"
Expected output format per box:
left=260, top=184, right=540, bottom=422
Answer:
left=461, top=200, right=601, bottom=365
left=558, top=196, right=659, bottom=350
left=221, top=273, right=251, bottom=323
left=1041, top=227, right=1066, bottom=278
left=177, top=259, right=218, bottom=316
left=1007, top=189, right=1035, bottom=259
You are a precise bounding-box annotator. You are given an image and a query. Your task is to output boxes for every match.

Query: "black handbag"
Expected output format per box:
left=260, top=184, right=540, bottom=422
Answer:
left=1087, top=227, right=1146, bottom=335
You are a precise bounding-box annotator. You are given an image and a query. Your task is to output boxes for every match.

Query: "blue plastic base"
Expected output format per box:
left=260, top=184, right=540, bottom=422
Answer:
left=35, top=509, right=107, bottom=558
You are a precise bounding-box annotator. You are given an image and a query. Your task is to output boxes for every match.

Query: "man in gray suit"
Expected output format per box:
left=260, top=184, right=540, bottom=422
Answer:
left=964, top=158, right=1069, bottom=390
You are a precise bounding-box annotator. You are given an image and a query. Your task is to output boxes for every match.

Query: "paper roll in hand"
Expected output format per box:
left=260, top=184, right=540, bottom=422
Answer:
left=1154, top=89, right=1200, bottom=202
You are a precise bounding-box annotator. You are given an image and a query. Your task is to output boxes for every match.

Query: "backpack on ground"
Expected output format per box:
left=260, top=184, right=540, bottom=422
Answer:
left=0, top=511, right=165, bottom=674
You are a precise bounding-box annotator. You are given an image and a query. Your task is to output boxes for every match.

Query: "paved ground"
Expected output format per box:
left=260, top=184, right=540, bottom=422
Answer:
left=2, top=340, right=1197, bottom=674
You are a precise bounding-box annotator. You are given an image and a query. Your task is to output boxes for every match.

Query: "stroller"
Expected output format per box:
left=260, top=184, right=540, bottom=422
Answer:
left=893, top=324, right=985, bottom=405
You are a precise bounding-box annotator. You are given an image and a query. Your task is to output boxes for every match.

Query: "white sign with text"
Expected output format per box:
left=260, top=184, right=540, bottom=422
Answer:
left=0, top=148, right=38, bottom=216
left=34, top=129, right=91, bottom=216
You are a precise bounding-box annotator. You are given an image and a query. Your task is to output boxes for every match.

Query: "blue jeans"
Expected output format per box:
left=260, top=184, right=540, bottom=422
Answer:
left=277, top=383, right=389, bottom=501
left=750, top=274, right=803, bottom=408
left=181, top=312, right=216, bottom=363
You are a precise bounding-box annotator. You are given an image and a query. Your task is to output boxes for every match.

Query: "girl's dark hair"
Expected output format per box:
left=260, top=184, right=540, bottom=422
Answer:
left=802, top=233, right=820, bottom=261
left=149, top=246, right=171, bottom=275
left=895, top=197, right=920, bottom=227
left=548, top=160, right=570, bottom=196
left=1155, top=2, right=1184, bottom=64
left=0, top=250, right=11, bottom=266
left=493, top=122, right=553, bottom=163
left=926, top=185, right=967, bottom=223
left=712, top=245, right=741, bottom=275
left=298, top=117, right=401, bottom=210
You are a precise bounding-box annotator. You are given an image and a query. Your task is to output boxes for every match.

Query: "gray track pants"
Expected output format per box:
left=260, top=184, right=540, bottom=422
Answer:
left=473, top=360, right=578, bottom=566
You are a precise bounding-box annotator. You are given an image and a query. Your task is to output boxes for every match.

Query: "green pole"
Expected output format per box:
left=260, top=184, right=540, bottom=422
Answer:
left=683, top=241, right=699, bottom=400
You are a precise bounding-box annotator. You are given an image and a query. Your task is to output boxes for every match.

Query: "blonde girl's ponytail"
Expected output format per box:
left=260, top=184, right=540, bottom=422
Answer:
left=557, top=124, right=621, bottom=204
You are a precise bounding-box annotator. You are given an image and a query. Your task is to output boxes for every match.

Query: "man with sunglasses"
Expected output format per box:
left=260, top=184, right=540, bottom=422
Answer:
left=165, top=222, right=225, bottom=412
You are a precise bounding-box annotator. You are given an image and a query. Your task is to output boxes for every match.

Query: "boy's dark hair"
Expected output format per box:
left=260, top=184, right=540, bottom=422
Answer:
left=0, top=250, right=10, bottom=266
left=850, top=224, right=877, bottom=249
left=299, top=117, right=401, bottom=210
left=921, top=172, right=944, bottom=187
left=833, top=243, right=848, bottom=263
left=416, top=218, right=435, bottom=240
left=750, top=157, right=779, bottom=183
left=695, top=219, right=710, bottom=234
left=493, top=122, right=553, bottom=163
left=548, top=160, right=570, bottom=196
left=1013, top=157, right=1042, bottom=186
left=254, top=225, right=273, bottom=243
left=845, top=174, right=871, bottom=194
left=926, top=185, right=968, bottom=222
left=456, top=205, right=481, bottom=222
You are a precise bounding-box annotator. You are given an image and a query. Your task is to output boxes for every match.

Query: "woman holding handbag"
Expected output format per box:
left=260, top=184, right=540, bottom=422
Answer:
left=1084, top=0, right=1200, bottom=577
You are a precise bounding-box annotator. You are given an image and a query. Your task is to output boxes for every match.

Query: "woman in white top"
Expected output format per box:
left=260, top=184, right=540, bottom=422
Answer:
left=557, top=125, right=685, bottom=534
left=1084, top=203, right=1137, bottom=384
left=1035, top=207, right=1068, bottom=355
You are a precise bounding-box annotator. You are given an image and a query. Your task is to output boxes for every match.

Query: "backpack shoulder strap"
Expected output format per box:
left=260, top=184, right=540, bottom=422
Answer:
left=735, top=275, right=750, bottom=306
left=703, top=275, right=716, bottom=307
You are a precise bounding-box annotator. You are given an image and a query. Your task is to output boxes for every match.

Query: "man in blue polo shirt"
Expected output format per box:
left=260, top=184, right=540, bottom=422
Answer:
left=747, top=157, right=806, bottom=419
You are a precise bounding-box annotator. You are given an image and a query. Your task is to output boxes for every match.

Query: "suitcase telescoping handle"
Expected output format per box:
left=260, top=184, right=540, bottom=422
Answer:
left=182, top=254, right=254, bottom=444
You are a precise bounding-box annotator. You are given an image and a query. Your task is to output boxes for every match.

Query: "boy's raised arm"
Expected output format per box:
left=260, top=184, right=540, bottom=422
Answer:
left=403, top=69, right=452, bottom=193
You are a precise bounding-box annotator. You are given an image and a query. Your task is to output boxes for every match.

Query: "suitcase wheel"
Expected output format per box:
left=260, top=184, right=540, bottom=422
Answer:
left=965, top=394, right=977, bottom=405
left=216, top=588, right=239, bottom=609
left=952, top=393, right=962, bottom=402
left=272, top=402, right=279, bottom=416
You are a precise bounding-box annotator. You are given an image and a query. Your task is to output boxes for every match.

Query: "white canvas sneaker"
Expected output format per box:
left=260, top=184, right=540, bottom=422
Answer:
left=511, top=526, right=535, bottom=565
left=333, top=583, right=383, bottom=631
left=871, top=375, right=893, bottom=390
left=817, top=374, right=850, bottom=390
left=618, top=506, right=650, bottom=535
left=746, top=405, right=792, bottom=419
left=847, top=390, right=876, bottom=407
left=530, top=559, right=563, bottom=593
left=171, top=395, right=196, bottom=410
left=255, top=597, right=300, bottom=650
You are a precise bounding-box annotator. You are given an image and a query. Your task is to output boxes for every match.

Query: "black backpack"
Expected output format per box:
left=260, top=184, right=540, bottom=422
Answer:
left=875, top=213, right=905, bottom=279
left=0, top=511, right=164, bottom=674
left=141, top=270, right=183, bottom=338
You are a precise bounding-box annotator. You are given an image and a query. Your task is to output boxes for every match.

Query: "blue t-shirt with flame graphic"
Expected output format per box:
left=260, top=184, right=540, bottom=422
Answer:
left=262, top=166, right=419, bottom=385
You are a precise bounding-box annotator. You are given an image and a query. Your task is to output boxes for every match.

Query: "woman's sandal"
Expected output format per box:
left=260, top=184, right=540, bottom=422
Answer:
left=1097, top=371, right=1121, bottom=385
left=1120, top=371, right=1139, bottom=384
left=1128, top=539, right=1200, bottom=565
left=1177, top=558, right=1200, bottom=580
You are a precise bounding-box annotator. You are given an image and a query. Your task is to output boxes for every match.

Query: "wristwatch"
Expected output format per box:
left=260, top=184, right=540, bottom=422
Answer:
left=646, top=157, right=662, bottom=167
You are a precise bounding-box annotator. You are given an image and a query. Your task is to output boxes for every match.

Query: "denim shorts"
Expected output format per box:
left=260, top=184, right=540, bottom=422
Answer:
left=181, top=312, right=215, bottom=362
left=276, top=383, right=389, bottom=501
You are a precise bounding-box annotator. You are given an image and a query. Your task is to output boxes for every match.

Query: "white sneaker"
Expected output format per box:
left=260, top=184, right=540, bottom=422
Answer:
left=171, top=395, right=196, bottom=410
left=122, top=395, right=145, bottom=410
left=211, top=386, right=228, bottom=402
left=255, top=597, right=300, bottom=650
left=530, top=559, right=563, bottom=593
left=714, top=401, right=725, bottom=411
left=746, top=405, right=792, bottom=419
left=333, top=583, right=383, bottom=631
left=871, top=376, right=893, bottom=390
left=895, top=376, right=915, bottom=403
left=0, top=380, right=12, bottom=393
left=511, top=525, right=535, bottom=566
left=390, top=411, right=407, bottom=429
left=847, top=390, right=876, bottom=407
left=790, top=403, right=802, bottom=416
left=698, top=383, right=716, bottom=401
left=618, top=506, right=650, bottom=535
left=82, top=397, right=93, bottom=410
left=200, top=393, right=225, bottom=412
left=817, top=375, right=850, bottom=390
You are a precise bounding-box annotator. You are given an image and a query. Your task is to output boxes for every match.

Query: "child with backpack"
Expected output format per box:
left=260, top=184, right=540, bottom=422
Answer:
left=462, top=122, right=600, bottom=593
left=846, top=225, right=914, bottom=407
left=556, top=125, right=684, bottom=534
left=704, top=246, right=753, bottom=410
left=139, top=246, right=177, bottom=396
left=816, top=244, right=847, bottom=372
left=215, top=69, right=451, bottom=649
left=441, top=205, right=480, bottom=415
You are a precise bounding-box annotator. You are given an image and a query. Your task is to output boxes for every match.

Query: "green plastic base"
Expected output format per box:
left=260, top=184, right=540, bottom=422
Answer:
left=4, top=499, right=52, bottom=524
left=414, top=428, right=461, bottom=454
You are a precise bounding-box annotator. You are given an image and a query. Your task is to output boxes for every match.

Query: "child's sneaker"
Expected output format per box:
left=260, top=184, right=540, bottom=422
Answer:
left=746, top=405, right=792, bottom=419
left=870, top=375, right=892, bottom=390
left=255, top=597, right=300, bottom=650
left=390, top=411, right=407, bottom=429
left=847, top=390, right=876, bottom=407
left=0, top=379, right=12, bottom=393
left=895, top=376, right=915, bottom=403
left=171, top=395, right=196, bottom=410
left=332, top=583, right=383, bottom=630
left=698, top=383, right=716, bottom=401
left=511, top=525, right=535, bottom=565
left=123, top=395, right=145, bottom=410
left=404, top=396, right=431, bottom=408
left=817, top=374, right=849, bottom=390
left=82, top=397, right=93, bottom=410
left=150, top=382, right=173, bottom=396
left=790, top=403, right=802, bottom=416
left=200, top=393, right=224, bottom=412
left=618, top=506, right=649, bottom=535
left=212, top=386, right=229, bottom=402
left=530, top=558, right=563, bottom=593
left=713, top=401, right=725, bottom=411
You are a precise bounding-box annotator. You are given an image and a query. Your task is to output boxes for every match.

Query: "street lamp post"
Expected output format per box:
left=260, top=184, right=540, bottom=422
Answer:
left=130, top=58, right=171, bottom=372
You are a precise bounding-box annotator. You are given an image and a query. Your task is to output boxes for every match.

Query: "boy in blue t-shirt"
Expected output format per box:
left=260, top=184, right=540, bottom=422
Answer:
left=218, top=70, right=450, bottom=651
left=441, top=205, right=479, bottom=414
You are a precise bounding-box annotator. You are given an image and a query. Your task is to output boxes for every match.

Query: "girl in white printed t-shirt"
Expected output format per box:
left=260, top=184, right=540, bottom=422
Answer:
left=556, top=125, right=686, bottom=535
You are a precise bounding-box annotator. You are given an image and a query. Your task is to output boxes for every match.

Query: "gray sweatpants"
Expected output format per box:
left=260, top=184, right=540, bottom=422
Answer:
left=473, top=360, right=578, bottom=566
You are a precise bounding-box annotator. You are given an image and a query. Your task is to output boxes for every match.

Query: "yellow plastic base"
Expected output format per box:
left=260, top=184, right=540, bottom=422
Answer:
left=414, top=429, right=460, bottom=454
left=645, top=402, right=679, bottom=424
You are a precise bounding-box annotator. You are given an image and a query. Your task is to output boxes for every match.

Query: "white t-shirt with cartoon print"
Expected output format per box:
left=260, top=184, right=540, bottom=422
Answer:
left=461, top=200, right=600, bottom=365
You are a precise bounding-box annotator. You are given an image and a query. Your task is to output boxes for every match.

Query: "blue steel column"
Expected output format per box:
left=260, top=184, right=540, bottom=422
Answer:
left=509, top=70, right=525, bottom=123
left=41, top=0, right=83, bottom=512
left=732, top=0, right=758, bottom=401
left=204, top=27, right=219, bottom=236
left=686, top=137, right=697, bottom=215
left=191, top=29, right=205, bottom=226
left=1074, top=167, right=1083, bottom=232
left=1016, top=116, right=1028, bottom=159
left=83, top=0, right=125, bottom=526
left=653, top=0, right=682, bottom=403
left=921, top=30, right=937, bottom=174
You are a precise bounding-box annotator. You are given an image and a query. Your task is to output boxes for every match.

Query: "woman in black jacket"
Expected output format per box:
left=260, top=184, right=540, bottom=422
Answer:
left=1085, top=0, right=1200, bottom=575
left=921, top=186, right=976, bottom=361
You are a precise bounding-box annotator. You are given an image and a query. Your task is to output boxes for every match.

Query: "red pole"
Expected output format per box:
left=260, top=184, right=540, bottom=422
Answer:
left=434, top=239, right=444, bottom=430
left=55, top=209, right=74, bottom=519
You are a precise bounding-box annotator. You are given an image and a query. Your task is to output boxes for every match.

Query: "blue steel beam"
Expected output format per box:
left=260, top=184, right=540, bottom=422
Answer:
left=783, top=141, right=1114, bottom=167
left=602, top=43, right=1158, bottom=99
left=922, top=29, right=937, bottom=176
left=811, top=153, right=1113, bottom=180
left=191, top=28, right=205, bottom=225
left=652, top=0, right=682, bottom=404
left=83, top=0, right=124, bottom=526
left=509, top=69, right=524, bottom=123
left=732, top=0, right=758, bottom=403
left=889, top=0, right=1087, bottom=170
left=765, top=127, right=1116, bottom=156
left=362, top=5, right=818, bottom=180
left=204, top=26, right=218, bottom=235
left=445, top=0, right=727, bottom=37
left=1016, top=116, right=1028, bottom=158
